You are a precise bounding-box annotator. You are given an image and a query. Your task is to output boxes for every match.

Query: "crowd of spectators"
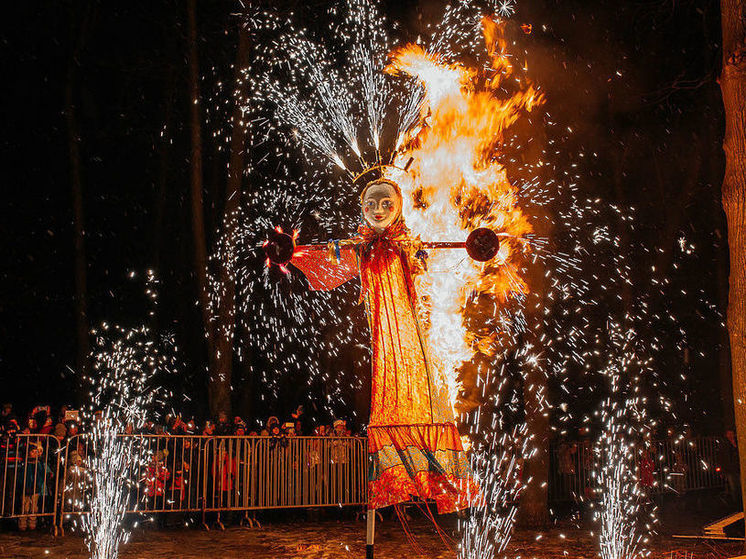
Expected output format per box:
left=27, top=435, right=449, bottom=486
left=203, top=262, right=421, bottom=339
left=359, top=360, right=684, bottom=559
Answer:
left=0, top=402, right=360, bottom=531
left=0, top=402, right=357, bottom=443
left=1, top=403, right=80, bottom=445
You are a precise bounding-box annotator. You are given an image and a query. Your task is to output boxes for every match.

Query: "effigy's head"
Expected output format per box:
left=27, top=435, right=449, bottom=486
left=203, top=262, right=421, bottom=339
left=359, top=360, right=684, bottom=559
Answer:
left=360, top=178, right=403, bottom=233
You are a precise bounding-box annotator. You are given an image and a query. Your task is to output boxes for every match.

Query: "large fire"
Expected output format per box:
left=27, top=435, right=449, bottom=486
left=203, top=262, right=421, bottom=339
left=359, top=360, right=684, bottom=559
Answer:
left=384, top=18, right=544, bottom=412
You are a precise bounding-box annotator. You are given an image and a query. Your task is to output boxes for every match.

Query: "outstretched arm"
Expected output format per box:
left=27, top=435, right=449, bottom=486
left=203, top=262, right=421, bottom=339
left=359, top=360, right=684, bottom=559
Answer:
left=263, top=230, right=359, bottom=291
left=290, top=243, right=359, bottom=291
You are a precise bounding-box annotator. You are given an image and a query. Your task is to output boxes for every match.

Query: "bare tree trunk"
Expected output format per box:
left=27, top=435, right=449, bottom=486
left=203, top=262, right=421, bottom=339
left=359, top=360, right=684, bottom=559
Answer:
left=719, top=0, right=746, bottom=531
left=65, top=4, right=93, bottom=401
left=187, top=0, right=216, bottom=409
left=208, top=24, right=250, bottom=417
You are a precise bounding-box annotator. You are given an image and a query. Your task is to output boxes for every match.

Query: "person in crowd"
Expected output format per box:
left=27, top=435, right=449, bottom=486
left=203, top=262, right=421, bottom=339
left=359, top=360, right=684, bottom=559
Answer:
left=638, top=445, right=656, bottom=492
left=308, top=425, right=325, bottom=471
left=30, top=406, right=50, bottom=432
left=144, top=450, right=171, bottom=507
left=39, top=416, right=53, bottom=435
left=215, top=411, right=232, bottom=436
left=17, top=442, right=51, bottom=531
left=141, top=420, right=155, bottom=435
left=267, top=418, right=288, bottom=451
left=261, top=416, right=279, bottom=437
left=332, top=419, right=347, bottom=438
left=22, top=416, right=37, bottom=434
left=170, top=436, right=192, bottom=511
left=64, top=420, right=79, bottom=442
left=2, top=403, right=15, bottom=424
left=671, top=445, right=688, bottom=494
left=234, top=417, right=247, bottom=436
left=203, top=420, right=215, bottom=436
left=329, top=420, right=350, bottom=501
left=214, top=441, right=237, bottom=510
left=53, top=421, right=67, bottom=444
left=1, top=421, right=22, bottom=515
left=291, top=405, right=309, bottom=436
left=2, top=417, right=20, bottom=438
left=165, top=414, right=186, bottom=435
left=62, top=441, right=88, bottom=515
left=52, top=407, right=68, bottom=441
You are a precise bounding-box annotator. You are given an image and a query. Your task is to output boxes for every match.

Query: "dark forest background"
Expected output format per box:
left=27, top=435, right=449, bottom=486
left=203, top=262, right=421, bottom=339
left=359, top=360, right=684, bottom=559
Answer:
left=0, top=0, right=731, bottom=433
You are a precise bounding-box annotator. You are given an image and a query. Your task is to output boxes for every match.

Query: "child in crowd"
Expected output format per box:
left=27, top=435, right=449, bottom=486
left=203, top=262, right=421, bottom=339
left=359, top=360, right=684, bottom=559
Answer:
left=18, top=442, right=51, bottom=531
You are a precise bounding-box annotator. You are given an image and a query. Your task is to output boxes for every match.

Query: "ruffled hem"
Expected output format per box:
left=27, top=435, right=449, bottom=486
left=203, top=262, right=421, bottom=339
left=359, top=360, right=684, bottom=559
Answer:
left=367, top=423, right=480, bottom=513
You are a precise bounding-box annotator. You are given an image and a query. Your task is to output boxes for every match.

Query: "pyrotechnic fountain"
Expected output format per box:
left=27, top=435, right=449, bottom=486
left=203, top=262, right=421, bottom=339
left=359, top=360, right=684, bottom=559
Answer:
left=80, top=273, right=176, bottom=559
left=594, top=323, right=653, bottom=559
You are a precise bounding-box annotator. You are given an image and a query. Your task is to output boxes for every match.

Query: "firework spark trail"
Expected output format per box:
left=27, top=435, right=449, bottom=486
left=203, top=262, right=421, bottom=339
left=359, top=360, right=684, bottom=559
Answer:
left=344, top=0, right=391, bottom=153
left=459, top=360, right=530, bottom=558
left=81, top=274, right=177, bottom=559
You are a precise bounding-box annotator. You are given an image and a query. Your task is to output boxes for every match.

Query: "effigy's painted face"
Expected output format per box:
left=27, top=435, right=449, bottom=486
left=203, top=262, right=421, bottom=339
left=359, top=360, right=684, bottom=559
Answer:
left=362, top=182, right=402, bottom=233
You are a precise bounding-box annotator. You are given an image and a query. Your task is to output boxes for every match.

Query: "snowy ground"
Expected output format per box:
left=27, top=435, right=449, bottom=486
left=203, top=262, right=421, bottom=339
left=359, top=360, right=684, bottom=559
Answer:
left=0, top=517, right=741, bottom=559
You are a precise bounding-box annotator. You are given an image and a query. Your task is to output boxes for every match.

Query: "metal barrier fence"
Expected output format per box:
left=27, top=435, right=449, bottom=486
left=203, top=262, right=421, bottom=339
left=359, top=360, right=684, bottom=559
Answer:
left=549, top=436, right=728, bottom=501
left=0, top=434, right=731, bottom=534
left=57, top=435, right=367, bottom=523
left=0, top=434, right=61, bottom=530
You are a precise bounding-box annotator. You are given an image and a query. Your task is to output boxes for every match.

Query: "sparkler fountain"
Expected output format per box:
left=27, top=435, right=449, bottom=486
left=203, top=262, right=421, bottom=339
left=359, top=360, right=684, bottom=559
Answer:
left=80, top=273, right=176, bottom=559
left=594, top=323, right=653, bottom=559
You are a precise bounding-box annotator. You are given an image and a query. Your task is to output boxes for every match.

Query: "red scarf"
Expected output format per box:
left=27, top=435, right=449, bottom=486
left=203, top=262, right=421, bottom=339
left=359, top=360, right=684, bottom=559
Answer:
left=358, top=220, right=415, bottom=300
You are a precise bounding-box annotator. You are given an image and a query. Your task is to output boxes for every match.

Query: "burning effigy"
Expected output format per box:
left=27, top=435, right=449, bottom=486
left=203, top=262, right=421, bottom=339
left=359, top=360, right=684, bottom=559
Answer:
left=256, top=1, right=544, bottom=554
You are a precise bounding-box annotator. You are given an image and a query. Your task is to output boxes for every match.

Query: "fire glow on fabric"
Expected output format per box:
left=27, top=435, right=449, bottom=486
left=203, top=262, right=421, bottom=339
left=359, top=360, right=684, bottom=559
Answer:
left=384, top=19, right=543, bottom=412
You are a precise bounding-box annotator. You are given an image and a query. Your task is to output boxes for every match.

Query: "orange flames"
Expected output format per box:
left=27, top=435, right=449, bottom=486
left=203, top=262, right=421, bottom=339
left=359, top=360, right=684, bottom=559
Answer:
left=383, top=18, right=544, bottom=411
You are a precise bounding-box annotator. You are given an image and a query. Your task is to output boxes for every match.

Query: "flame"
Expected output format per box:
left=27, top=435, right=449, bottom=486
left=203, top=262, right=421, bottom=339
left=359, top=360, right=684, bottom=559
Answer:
left=385, top=19, right=544, bottom=413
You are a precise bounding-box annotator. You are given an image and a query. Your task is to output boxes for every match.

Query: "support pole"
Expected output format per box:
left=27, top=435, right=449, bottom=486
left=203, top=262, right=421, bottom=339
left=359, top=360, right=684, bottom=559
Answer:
left=366, top=507, right=375, bottom=559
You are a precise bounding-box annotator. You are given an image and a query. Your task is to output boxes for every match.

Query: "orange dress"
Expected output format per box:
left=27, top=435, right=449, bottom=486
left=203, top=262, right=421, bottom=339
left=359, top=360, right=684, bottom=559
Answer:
left=292, top=221, right=478, bottom=513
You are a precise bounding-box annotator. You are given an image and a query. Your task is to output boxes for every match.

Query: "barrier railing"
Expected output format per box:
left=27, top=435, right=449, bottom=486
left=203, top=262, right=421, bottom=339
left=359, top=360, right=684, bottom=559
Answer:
left=0, top=434, right=61, bottom=531
left=549, top=436, right=728, bottom=501
left=0, top=433, right=732, bottom=534
left=57, top=435, right=368, bottom=521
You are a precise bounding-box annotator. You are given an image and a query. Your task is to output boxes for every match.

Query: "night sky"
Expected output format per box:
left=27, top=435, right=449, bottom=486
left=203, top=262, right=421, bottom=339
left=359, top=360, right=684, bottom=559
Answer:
left=0, top=1, right=730, bottom=431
